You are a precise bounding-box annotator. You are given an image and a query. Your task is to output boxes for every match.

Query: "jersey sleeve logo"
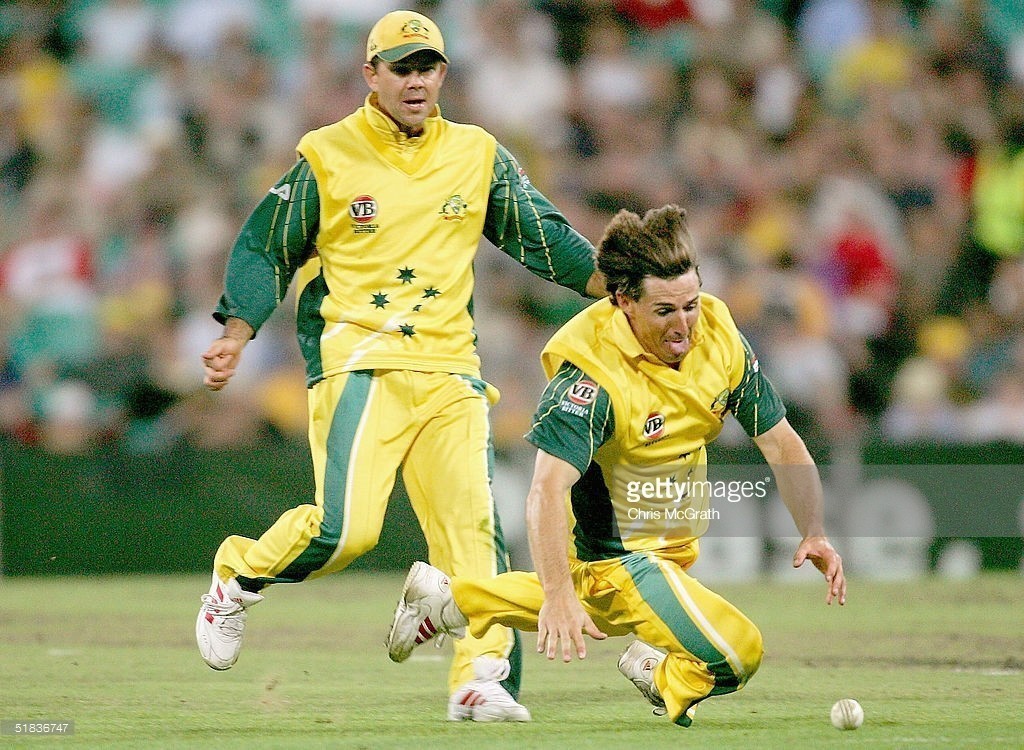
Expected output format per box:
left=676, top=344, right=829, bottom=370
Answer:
left=567, top=380, right=598, bottom=405
left=558, top=379, right=599, bottom=417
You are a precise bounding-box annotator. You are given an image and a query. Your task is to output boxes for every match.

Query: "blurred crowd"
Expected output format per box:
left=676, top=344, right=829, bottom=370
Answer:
left=2, top=0, right=1024, bottom=459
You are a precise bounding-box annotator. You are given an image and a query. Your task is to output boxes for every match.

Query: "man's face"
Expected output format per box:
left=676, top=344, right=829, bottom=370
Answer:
left=617, top=271, right=701, bottom=368
left=363, top=51, right=447, bottom=134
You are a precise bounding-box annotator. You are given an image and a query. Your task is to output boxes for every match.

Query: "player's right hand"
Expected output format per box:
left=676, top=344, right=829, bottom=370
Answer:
left=201, top=336, right=244, bottom=391
left=537, top=594, right=607, bottom=662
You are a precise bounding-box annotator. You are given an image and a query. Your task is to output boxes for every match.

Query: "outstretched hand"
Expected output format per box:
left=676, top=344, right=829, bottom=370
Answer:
left=536, top=594, right=607, bottom=662
left=793, top=535, right=846, bottom=605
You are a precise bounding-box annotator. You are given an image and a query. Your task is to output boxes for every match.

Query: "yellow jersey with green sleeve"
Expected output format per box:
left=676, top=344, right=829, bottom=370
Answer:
left=525, top=294, right=786, bottom=563
left=214, top=95, right=595, bottom=385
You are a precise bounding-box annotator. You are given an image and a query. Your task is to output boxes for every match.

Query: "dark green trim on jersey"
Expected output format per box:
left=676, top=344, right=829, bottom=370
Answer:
left=726, top=333, right=786, bottom=437
left=483, top=143, right=595, bottom=297
left=214, top=158, right=320, bottom=334
left=525, top=362, right=614, bottom=475
left=276, top=370, right=373, bottom=582
left=296, top=269, right=329, bottom=386
left=570, top=462, right=629, bottom=561
left=622, top=553, right=742, bottom=698
left=525, top=361, right=620, bottom=561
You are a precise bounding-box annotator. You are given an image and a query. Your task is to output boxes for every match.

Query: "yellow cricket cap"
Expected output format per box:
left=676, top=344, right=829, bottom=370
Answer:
left=366, top=10, right=448, bottom=64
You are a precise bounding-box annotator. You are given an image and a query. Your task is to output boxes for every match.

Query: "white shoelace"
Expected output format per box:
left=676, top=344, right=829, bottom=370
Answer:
left=200, top=594, right=245, bottom=636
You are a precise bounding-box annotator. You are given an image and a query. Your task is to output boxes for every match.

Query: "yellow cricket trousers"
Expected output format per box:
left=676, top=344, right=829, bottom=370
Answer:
left=450, top=549, right=763, bottom=725
left=213, top=369, right=521, bottom=696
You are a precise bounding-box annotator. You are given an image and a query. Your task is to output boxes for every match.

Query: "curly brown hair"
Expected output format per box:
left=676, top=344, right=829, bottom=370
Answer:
left=596, top=204, right=699, bottom=303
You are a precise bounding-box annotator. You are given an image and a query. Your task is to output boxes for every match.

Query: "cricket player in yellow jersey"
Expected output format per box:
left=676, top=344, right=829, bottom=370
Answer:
left=196, top=10, right=603, bottom=721
left=387, top=205, right=846, bottom=726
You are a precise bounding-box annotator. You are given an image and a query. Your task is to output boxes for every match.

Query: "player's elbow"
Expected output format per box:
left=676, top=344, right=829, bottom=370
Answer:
left=754, top=418, right=813, bottom=467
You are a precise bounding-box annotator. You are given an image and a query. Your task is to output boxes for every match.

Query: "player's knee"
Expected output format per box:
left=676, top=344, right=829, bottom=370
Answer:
left=741, top=624, right=764, bottom=683
left=316, top=518, right=381, bottom=564
left=339, top=531, right=380, bottom=560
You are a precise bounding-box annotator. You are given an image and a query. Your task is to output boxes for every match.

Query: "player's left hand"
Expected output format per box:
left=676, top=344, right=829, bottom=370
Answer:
left=793, top=535, right=846, bottom=606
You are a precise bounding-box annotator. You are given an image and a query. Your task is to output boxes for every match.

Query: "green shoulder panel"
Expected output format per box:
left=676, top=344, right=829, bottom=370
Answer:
left=525, top=361, right=614, bottom=475
left=726, top=332, right=787, bottom=437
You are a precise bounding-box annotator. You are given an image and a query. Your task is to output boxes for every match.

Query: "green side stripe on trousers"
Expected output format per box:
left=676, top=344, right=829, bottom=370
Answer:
left=622, top=553, right=740, bottom=695
left=277, top=370, right=373, bottom=582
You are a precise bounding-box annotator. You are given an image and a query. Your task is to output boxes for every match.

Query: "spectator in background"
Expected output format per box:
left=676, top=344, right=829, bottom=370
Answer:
left=76, top=0, right=158, bottom=70
left=161, top=0, right=260, bottom=63
left=882, top=316, right=974, bottom=443
left=0, top=81, right=39, bottom=201
left=463, top=0, right=571, bottom=170
left=826, top=0, right=915, bottom=109
left=672, top=64, right=752, bottom=212
left=795, top=0, right=871, bottom=83
left=0, top=176, right=98, bottom=381
left=963, top=367, right=1024, bottom=442
left=882, top=354, right=963, bottom=443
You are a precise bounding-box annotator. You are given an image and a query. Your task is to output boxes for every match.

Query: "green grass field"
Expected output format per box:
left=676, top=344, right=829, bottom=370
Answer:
left=2, top=572, right=1022, bottom=748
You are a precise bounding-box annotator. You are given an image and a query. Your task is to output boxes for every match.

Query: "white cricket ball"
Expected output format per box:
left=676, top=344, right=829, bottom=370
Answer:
left=830, top=698, right=864, bottom=730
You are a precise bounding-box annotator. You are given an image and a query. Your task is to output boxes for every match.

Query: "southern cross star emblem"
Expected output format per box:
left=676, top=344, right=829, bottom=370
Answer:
left=399, top=323, right=416, bottom=337
left=397, top=267, right=416, bottom=284
left=371, top=292, right=390, bottom=309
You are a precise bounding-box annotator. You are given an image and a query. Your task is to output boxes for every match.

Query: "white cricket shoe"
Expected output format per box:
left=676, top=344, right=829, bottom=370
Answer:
left=196, top=571, right=264, bottom=670
left=386, top=561, right=467, bottom=663
left=618, top=640, right=668, bottom=716
left=448, top=657, right=531, bottom=722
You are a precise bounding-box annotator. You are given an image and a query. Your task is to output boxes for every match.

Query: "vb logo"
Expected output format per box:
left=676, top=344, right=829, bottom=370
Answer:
left=643, top=412, right=665, bottom=441
left=568, top=380, right=598, bottom=406
left=349, top=196, right=378, bottom=224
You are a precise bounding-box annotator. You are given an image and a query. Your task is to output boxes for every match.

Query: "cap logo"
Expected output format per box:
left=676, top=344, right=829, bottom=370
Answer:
left=367, top=11, right=446, bottom=63
left=401, top=19, right=430, bottom=40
